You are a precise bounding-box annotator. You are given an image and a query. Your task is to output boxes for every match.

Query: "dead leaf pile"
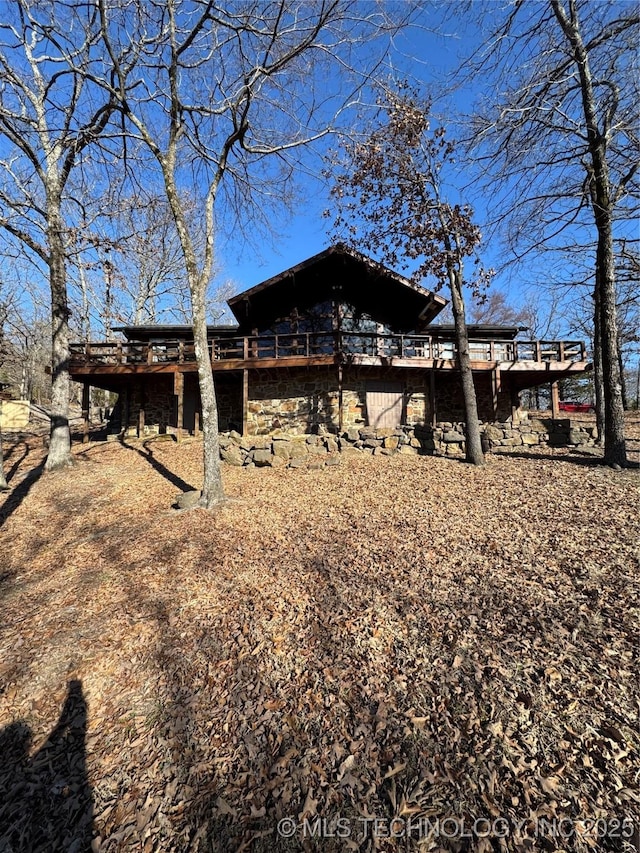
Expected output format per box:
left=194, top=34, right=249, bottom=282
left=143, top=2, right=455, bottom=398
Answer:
left=0, top=423, right=638, bottom=852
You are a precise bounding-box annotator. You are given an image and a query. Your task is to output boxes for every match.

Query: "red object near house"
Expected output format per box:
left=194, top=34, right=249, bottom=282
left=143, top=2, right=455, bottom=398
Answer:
left=559, top=401, right=594, bottom=413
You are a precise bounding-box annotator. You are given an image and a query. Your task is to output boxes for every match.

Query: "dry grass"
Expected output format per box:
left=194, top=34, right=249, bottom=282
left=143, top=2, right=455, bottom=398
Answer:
left=0, top=420, right=639, bottom=852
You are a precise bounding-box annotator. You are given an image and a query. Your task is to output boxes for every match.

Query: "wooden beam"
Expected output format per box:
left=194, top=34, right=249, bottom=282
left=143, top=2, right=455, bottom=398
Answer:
left=137, top=381, right=145, bottom=438
left=174, top=371, right=184, bottom=441
left=491, top=367, right=501, bottom=420
left=242, top=368, right=249, bottom=436
left=510, top=385, right=520, bottom=424
left=551, top=380, right=560, bottom=418
left=122, top=386, right=130, bottom=437
left=430, top=370, right=436, bottom=427
left=81, top=382, right=90, bottom=444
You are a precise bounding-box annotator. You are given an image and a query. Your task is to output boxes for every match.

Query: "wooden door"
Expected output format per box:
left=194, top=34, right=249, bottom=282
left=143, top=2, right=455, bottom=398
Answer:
left=365, top=381, right=404, bottom=428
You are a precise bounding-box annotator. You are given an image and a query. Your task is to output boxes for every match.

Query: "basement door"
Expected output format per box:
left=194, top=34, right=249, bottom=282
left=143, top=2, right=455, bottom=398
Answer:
left=365, top=381, right=404, bottom=429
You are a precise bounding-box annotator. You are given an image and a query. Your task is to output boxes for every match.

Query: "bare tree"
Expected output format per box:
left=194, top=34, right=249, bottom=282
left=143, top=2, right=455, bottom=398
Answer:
left=98, top=0, right=400, bottom=507
left=466, top=0, right=638, bottom=466
left=328, top=85, right=492, bottom=465
left=0, top=0, right=124, bottom=469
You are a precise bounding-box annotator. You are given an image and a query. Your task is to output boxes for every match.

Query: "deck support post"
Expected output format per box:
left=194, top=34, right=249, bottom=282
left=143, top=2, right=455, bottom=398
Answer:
left=137, top=381, right=145, bottom=438
left=174, top=371, right=184, bottom=442
left=430, top=370, right=436, bottom=427
left=194, top=391, right=201, bottom=438
left=338, top=364, right=344, bottom=433
left=491, top=367, right=501, bottom=421
left=122, top=387, right=130, bottom=438
left=82, top=382, right=90, bottom=444
left=242, top=368, right=249, bottom=436
left=551, top=380, right=560, bottom=418
left=510, top=386, right=520, bottom=424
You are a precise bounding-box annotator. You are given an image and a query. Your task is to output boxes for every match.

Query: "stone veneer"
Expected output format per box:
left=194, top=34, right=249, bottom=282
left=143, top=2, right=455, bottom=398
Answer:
left=218, top=416, right=598, bottom=469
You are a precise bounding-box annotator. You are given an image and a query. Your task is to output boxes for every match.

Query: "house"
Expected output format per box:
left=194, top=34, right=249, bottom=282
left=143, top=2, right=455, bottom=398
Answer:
left=69, top=245, right=591, bottom=449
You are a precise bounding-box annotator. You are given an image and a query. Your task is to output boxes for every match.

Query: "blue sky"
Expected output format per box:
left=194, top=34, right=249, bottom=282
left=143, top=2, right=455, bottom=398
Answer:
left=223, top=8, right=473, bottom=293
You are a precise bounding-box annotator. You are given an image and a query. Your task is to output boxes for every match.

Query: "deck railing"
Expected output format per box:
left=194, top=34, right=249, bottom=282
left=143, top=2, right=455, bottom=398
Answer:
left=69, top=333, right=587, bottom=367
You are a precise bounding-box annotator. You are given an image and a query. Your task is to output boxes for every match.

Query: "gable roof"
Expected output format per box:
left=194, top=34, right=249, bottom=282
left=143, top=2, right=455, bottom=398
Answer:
left=228, top=244, right=447, bottom=332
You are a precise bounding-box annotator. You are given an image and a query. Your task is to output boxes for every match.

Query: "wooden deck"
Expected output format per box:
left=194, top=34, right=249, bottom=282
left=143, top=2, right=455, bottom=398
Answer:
left=69, top=332, right=588, bottom=376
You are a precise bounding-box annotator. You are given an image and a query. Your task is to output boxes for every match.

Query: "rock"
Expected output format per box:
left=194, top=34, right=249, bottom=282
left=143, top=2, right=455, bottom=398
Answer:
left=306, top=435, right=320, bottom=445
left=340, top=446, right=362, bottom=457
left=253, top=449, right=274, bottom=466
left=252, top=436, right=272, bottom=450
left=308, top=460, right=325, bottom=470
left=221, top=447, right=244, bottom=466
left=288, top=457, right=308, bottom=469
left=273, top=442, right=292, bottom=460
left=326, top=455, right=341, bottom=466
left=345, top=428, right=360, bottom=442
left=568, top=429, right=588, bottom=445
left=410, top=437, right=422, bottom=448
left=359, top=428, right=378, bottom=439
left=398, top=445, right=418, bottom=455
left=229, top=430, right=242, bottom=444
left=308, top=444, right=327, bottom=455
left=175, top=490, right=201, bottom=509
left=324, top=437, right=338, bottom=453
left=443, top=431, right=465, bottom=443
left=483, top=425, right=504, bottom=441
left=383, top=435, right=399, bottom=450
left=364, top=438, right=383, bottom=448
left=446, top=444, right=464, bottom=456
left=270, top=454, right=286, bottom=468
left=288, top=441, right=308, bottom=459
left=521, top=433, right=539, bottom=445
left=527, top=419, right=547, bottom=433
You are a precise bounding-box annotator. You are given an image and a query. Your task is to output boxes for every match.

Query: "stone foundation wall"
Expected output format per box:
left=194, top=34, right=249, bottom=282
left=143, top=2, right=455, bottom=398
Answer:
left=217, top=416, right=598, bottom=469
left=246, top=368, right=429, bottom=434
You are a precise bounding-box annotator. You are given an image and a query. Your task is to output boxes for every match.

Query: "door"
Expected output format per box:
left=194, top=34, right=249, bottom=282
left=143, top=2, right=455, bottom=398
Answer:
left=365, top=381, right=404, bottom=428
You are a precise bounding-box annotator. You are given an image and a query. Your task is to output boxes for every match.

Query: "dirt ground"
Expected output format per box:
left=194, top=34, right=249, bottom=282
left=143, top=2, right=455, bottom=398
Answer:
left=0, top=417, right=638, bottom=852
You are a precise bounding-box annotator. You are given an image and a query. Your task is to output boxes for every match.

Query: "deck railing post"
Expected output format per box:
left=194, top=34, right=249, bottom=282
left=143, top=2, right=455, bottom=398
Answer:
left=558, top=341, right=565, bottom=362
left=535, top=341, right=542, bottom=362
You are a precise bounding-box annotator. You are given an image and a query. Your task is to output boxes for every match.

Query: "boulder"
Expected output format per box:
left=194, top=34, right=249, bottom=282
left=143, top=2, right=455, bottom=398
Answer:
left=521, top=433, right=539, bottom=446
left=288, top=441, right=309, bottom=459
left=568, top=429, right=589, bottom=446
left=383, top=435, right=400, bottom=451
left=443, top=431, right=465, bottom=443
left=221, top=446, right=244, bottom=466
left=483, top=425, right=504, bottom=442
left=398, top=445, right=418, bottom=455
left=273, top=442, right=292, bottom=460
left=175, top=490, right=202, bottom=509
left=288, top=457, right=308, bottom=469
left=253, top=449, right=274, bottom=466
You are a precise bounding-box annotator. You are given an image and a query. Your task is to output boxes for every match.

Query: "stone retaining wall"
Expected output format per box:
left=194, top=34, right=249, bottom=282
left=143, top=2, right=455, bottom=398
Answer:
left=218, top=416, right=598, bottom=469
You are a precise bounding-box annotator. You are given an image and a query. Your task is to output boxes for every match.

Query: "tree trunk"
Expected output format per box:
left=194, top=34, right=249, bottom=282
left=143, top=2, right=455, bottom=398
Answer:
left=592, top=287, right=605, bottom=443
left=191, top=277, right=224, bottom=509
left=449, top=266, right=484, bottom=465
left=551, top=0, right=626, bottom=466
left=0, top=424, right=8, bottom=490
left=45, top=198, right=73, bottom=471
left=597, top=228, right=627, bottom=465
left=617, top=333, right=628, bottom=410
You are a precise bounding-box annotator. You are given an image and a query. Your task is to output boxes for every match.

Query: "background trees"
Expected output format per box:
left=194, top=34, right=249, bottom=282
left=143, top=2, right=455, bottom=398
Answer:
left=0, top=0, right=125, bottom=469
left=328, top=85, right=492, bottom=464
left=465, top=0, right=638, bottom=465
left=98, top=0, right=401, bottom=507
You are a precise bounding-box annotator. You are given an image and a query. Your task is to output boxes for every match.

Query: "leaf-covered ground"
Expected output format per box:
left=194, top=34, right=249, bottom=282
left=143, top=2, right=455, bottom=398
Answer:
left=0, top=422, right=638, bottom=853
